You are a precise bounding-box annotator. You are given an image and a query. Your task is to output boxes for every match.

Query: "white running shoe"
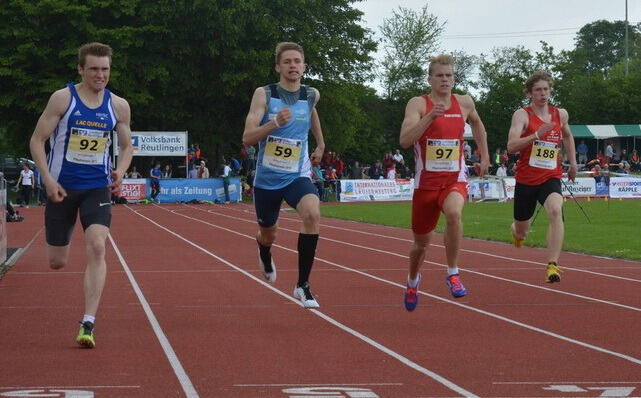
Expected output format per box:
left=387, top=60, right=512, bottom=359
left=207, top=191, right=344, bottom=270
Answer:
left=258, top=249, right=277, bottom=283
left=293, top=282, right=319, bottom=308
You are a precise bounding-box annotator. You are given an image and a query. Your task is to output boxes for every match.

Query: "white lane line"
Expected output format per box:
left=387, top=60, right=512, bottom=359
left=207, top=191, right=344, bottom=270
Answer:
left=108, top=234, right=199, bottom=398
left=180, top=205, right=641, bottom=313
left=234, top=383, right=403, bottom=387
left=215, top=203, right=641, bottom=283
left=165, top=205, right=641, bottom=367
left=126, top=205, right=479, bottom=398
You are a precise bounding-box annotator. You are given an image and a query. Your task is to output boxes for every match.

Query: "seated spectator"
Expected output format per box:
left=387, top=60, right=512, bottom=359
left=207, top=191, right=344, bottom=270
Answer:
left=349, top=161, right=365, bottom=179
left=127, top=166, right=142, bottom=178
left=630, top=149, right=640, bottom=171
left=386, top=164, right=396, bottom=179
left=368, top=160, right=385, bottom=179
left=161, top=164, right=172, bottom=178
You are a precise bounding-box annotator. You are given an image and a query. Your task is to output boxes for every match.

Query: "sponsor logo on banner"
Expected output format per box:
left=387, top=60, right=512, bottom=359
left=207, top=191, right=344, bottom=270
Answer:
left=114, top=131, right=187, bottom=156
left=340, top=179, right=414, bottom=202
left=120, top=179, right=147, bottom=201
left=609, top=177, right=641, bottom=198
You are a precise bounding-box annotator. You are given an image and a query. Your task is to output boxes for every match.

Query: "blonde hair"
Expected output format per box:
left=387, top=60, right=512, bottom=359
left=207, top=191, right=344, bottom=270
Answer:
left=78, top=42, right=112, bottom=67
left=524, top=70, right=554, bottom=95
left=428, top=54, right=454, bottom=76
left=275, top=42, right=304, bottom=64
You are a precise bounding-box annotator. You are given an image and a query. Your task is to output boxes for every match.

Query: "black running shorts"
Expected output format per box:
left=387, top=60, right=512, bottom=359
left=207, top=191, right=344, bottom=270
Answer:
left=513, top=178, right=562, bottom=221
left=45, top=187, right=112, bottom=246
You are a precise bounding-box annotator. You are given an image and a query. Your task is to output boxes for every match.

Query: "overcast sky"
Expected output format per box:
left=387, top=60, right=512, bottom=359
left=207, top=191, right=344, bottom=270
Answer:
left=355, top=0, right=640, bottom=57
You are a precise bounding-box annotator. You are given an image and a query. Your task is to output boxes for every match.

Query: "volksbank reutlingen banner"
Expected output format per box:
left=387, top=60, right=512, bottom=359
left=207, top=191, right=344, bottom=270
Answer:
left=121, top=178, right=241, bottom=203
left=114, top=131, right=188, bottom=156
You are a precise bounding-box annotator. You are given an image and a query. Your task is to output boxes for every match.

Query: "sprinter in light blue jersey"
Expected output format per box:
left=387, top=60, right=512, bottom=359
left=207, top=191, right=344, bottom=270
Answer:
left=243, top=42, right=326, bottom=308
left=29, top=42, right=133, bottom=348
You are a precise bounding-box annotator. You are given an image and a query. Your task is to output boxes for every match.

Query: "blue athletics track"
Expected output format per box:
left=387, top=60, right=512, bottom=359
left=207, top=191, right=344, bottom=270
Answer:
left=0, top=202, right=640, bottom=398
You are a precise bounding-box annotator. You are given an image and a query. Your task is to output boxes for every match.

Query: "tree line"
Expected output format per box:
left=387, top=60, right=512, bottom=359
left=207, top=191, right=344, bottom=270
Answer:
left=1, top=1, right=640, bottom=171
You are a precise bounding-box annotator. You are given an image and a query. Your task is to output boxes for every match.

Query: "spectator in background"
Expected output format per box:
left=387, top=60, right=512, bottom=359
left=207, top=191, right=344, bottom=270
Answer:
left=576, top=140, right=588, bottom=165
left=194, top=144, right=201, bottom=162
left=231, top=156, right=242, bottom=176
left=500, top=149, right=509, bottom=166
left=245, top=144, right=256, bottom=173
left=464, top=141, right=472, bottom=160
left=188, top=162, right=198, bottom=178
left=198, top=160, right=209, bottom=178
left=349, top=161, right=365, bottom=179
left=393, top=148, right=404, bottom=164
left=507, top=162, right=516, bottom=176
left=332, top=153, right=344, bottom=179
left=311, top=164, right=325, bottom=198
left=630, top=149, right=640, bottom=171
left=383, top=151, right=394, bottom=171
left=605, top=141, right=614, bottom=164
left=386, top=163, right=396, bottom=179
left=597, top=150, right=608, bottom=167
left=161, top=164, right=172, bottom=178
left=496, top=163, right=507, bottom=177
left=220, top=159, right=231, bottom=203
left=187, top=144, right=196, bottom=166
left=149, top=162, right=161, bottom=202
left=368, top=160, right=385, bottom=179
left=127, top=166, right=142, bottom=178
left=16, top=163, right=35, bottom=207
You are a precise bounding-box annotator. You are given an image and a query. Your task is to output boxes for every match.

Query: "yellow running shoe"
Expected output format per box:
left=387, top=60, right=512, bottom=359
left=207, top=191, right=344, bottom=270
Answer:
left=76, top=321, right=95, bottom=348
left=546, top=262, right=562, bottom=283
left=511, top=223, right=524, bottom=248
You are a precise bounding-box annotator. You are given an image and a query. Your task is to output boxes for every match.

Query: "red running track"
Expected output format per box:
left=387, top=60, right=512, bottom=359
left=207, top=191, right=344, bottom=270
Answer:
left=0, top=202, right=640, bottom=398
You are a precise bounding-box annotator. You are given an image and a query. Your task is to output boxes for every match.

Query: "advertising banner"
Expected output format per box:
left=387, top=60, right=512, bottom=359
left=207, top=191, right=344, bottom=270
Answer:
left=339, top=179, right=414, bottom=202
left=155, top=178, right=242, bottom=203
left=561, top=177, right=596, bottom=197
left=609, top=177, right=641, bottom=198
left=120, top=179, right=148, bottom=202
left=114, top=131, right=187, bottom=156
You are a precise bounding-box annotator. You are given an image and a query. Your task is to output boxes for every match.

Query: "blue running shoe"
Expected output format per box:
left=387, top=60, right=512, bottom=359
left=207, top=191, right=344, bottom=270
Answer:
left=446, top=274, right=467, bottom=298
left=404, top=274, right=422, bottom=312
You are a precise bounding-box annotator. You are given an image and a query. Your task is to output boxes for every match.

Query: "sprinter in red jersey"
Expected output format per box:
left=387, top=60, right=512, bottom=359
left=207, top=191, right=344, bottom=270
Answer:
left=507, top=71, right=577, bottom=283
left=399, top=54, right=490, bottom=311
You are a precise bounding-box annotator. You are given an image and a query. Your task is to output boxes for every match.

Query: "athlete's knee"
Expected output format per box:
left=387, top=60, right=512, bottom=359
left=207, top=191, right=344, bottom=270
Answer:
left=300, top=208, right=320, bottom=227
left=86, top=238, right=107, bottom=259
left=258, top=228, right=277, bottom=246
left=444, top=209, right=462, bottom=226
left=546, top=205, right=563, bottom=220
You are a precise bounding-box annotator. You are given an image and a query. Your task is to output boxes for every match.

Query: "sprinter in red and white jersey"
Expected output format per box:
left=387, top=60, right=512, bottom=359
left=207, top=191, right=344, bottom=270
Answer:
left=507, top=71, right=577, bottom=283
left=399, top=54, right=490, bottom=311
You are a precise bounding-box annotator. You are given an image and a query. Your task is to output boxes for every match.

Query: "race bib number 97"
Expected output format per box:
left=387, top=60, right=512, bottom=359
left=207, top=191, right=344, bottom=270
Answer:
left=425, top=139, right=460, bottom=172
left=66, top=128, right=109, bottom=165
left=263, top=136, right=302, bottom=172
left=529, top=140, right=559, bottom=170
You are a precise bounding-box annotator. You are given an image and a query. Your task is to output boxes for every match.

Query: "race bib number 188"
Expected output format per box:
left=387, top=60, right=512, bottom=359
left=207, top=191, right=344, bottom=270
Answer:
left=529, top=140, right=559, bottom=170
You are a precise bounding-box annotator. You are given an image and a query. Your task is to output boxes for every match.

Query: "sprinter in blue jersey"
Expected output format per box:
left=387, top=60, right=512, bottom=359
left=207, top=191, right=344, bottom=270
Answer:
left=243, top=42, right=326, bottom=308
left=29, top=42, right=133, bottom=348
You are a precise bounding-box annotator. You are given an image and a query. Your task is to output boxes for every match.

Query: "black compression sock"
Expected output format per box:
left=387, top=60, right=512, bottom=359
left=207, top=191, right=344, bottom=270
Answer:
left=257, top=239, right=273, bottom=272
left=297, top=233, right=319, bottom=287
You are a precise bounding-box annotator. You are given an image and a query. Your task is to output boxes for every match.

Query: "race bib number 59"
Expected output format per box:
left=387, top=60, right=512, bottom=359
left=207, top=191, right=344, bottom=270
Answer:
left=66, top=128, right=109, bottom=165
left=262, top=136, right=302, bottom=172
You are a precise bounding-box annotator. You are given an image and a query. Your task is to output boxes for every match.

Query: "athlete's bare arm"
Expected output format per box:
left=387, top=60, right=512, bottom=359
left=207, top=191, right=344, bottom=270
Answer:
left=111, top=94, right=133, bottom=193
left=309, top=89, right=325, bottom=165
left=560, top=108, right=577, bottom=181
left=29, top=88, right=71, bottom=202
left=506, top=109, right=555, bottom=154
left=243, top=87, right=290, bottom=147
left=399, top=96, right=443, bottom=149
left=457, top=94, right=490, bottom=176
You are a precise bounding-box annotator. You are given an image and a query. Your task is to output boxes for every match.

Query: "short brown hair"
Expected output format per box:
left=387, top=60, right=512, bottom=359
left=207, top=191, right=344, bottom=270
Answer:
left=524, top=70, right=553, bottom=94
left=78, top=42, right=112, bottom=67
left=275, top=42, right=304, bottom=64
left=428, top=54, right=454, bottom=76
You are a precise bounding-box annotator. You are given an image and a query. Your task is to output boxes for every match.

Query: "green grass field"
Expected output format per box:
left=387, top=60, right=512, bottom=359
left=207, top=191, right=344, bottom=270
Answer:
left=320, top=199, right=641, bottom=261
